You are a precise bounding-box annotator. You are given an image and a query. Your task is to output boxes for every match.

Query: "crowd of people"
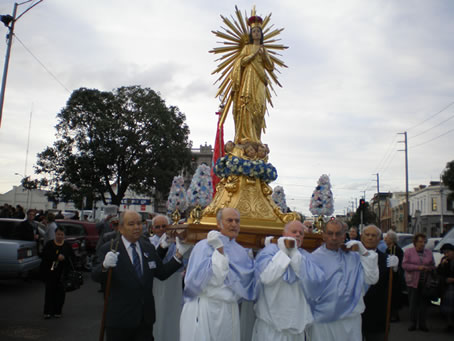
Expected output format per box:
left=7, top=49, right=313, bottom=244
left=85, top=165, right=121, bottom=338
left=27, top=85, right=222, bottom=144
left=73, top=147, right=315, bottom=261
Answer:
left=2, top=203, right=453, bottom=340
left=89, top=208, right=454, bottom=341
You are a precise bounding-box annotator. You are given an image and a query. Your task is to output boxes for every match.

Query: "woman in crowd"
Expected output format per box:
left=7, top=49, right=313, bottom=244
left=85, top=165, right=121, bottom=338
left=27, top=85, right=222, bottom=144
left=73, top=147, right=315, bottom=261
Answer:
left=437, top=243, right=454, bottom=332
left=40, top=226, right=74, bottom=319
left=384, top=230, right=405, bottom=322
left=402, top=233, right=435, bottom=332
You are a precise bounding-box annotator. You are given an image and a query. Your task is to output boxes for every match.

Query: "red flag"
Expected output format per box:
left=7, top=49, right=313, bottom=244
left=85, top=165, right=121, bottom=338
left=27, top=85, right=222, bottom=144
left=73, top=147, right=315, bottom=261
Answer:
left=211, top=110, right=224, bottom=196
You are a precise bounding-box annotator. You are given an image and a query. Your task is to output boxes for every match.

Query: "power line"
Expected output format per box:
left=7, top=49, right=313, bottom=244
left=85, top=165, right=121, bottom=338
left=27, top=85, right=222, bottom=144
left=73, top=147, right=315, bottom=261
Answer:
left=412, top=127, right=454, bottom=149
left=13, top=33, right=71, bottom=93
left=375, top=134, right=397, bottom=170
left=410, top=112, right=454, bottom=139
left=407, top=100, right=454, bottom=131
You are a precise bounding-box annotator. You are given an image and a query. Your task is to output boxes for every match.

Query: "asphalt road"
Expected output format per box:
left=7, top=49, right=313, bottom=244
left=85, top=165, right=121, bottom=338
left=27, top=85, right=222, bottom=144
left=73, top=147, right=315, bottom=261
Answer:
left=0, top=274, right=452, bottom=340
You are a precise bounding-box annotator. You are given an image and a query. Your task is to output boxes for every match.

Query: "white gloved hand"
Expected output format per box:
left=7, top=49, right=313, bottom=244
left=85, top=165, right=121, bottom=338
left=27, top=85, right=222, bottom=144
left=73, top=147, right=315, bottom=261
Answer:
left=387, top=255, right=399, bottom=271
left=277, top=237, right=291, bottom=256
left=176, top=237, right=191, bottom=256
left=345, top=240, right=368, bottom=256
left=287, top=237, right=298, bottom=259
left=103, top=251, right=119, bottom=269
left=159, top=233, right=169, bottom=249
left=264, top=236, right=274, bottom=247
left=207, top=230, right=223, bottom=250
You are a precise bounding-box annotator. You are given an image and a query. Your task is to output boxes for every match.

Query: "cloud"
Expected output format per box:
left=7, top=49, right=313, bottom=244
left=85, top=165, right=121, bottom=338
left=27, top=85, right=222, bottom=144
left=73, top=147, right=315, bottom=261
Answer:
left=0, top=0, right=453, bottom=216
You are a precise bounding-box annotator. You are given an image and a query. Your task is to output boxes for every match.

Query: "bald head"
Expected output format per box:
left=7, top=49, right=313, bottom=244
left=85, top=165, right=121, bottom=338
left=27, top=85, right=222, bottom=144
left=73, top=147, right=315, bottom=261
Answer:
left=119, top=210, right=142, bottom=243
left=283, top=220, right=304, bottom=247
left=217, top=208, right=240, bottom=240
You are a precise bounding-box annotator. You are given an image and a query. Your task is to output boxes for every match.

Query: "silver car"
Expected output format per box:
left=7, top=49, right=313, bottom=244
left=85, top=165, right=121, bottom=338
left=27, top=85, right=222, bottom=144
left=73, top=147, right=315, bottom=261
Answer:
left=0, top=218, right=42, bottom=279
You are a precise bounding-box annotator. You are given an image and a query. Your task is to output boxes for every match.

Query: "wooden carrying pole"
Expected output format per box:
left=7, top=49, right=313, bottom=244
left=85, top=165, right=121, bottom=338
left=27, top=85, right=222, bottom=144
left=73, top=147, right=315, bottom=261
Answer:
left=384, top=246, right=395, bottom=341
left=99, top=235, right=120, bottom=341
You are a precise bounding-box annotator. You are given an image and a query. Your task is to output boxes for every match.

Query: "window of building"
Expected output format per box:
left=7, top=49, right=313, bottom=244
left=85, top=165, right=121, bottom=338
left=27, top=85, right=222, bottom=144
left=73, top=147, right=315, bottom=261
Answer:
left=431, top=197, right=437, bottom=211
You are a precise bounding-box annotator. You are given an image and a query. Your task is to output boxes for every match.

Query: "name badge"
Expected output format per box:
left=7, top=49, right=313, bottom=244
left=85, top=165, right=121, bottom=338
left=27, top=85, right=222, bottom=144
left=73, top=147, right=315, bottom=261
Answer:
left=148, top=261, right=156, bottom=269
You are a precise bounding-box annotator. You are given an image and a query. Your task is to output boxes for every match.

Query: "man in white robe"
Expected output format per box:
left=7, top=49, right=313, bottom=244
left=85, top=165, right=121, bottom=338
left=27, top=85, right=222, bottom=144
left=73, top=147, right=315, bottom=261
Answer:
left=252, top=220, right=325, bottom=341
left=306, top=219, right=379, bottom=341
left=149, top=214, right=184, bottom=341
left=179, top=208, right=255, bottom=341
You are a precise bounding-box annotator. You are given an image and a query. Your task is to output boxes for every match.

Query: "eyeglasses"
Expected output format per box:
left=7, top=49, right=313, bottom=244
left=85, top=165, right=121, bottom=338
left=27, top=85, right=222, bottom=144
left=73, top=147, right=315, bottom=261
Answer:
left=154, top=224, right=167, bottom=229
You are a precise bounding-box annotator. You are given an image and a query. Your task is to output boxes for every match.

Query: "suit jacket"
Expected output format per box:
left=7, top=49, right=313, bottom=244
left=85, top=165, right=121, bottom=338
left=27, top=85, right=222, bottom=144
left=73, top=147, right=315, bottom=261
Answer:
left=362, top=250, right=389, bottom=333
left=92, top=236, right=182, bottom=329
left=402, top=247, right=434, bottom=288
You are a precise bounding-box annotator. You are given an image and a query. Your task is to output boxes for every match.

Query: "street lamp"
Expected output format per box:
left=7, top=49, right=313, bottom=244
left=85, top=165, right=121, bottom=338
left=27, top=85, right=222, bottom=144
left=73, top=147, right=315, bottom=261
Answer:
left=0, top=0, right=43, bottom=127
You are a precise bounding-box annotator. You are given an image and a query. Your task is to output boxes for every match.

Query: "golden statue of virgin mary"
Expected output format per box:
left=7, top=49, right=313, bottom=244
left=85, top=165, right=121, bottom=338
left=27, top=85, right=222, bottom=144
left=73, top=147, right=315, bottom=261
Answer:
left=210, top=6, right=288, bottom=145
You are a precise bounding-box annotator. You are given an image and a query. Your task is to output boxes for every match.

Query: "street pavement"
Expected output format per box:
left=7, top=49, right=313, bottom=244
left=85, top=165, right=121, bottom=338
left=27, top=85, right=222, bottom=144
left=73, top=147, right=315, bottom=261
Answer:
left=0, top=273, right=453, bottom=340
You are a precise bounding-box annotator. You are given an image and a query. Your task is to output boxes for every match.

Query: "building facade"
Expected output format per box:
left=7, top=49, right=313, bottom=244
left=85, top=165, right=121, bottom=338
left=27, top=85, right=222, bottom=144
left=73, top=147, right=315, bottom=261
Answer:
left=409, top=181, right=454, bottom=237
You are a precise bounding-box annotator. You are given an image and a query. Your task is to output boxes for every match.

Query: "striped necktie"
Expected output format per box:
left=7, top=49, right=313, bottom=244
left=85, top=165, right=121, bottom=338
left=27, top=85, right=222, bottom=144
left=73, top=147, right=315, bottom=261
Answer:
left=131, top=243, right=142, bottom=278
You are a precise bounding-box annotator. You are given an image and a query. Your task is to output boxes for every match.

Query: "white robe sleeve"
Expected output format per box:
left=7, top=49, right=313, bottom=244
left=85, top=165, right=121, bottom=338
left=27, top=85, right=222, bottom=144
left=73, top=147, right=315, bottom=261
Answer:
left=260, top=250, right=291, bottom=286
left=360, top=250, right=379, bottom=285
left=209, top=249, right=229, bottom=286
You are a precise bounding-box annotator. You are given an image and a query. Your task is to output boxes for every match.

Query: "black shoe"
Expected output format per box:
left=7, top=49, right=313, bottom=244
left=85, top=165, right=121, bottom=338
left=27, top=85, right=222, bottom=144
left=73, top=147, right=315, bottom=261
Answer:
left=43, top=314, right=51, bottom=320
left=419, top=326, right=429, bottom=332
left=53, top=314, right=61, bottom=318
left=408, top=325, right=416, bottom=331
left=443, top=325, right=454, bottom=333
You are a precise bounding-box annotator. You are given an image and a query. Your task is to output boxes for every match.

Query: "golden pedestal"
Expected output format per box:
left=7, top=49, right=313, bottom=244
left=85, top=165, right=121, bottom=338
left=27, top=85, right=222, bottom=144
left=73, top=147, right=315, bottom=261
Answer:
left=190, top=174, right=299, bottom=228
left=177, top=173, right=322, bottom=251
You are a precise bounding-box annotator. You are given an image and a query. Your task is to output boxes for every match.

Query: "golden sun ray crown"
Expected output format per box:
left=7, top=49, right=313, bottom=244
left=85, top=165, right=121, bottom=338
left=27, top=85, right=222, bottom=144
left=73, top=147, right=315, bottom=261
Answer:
left=209, top=6, right=288, bottom=126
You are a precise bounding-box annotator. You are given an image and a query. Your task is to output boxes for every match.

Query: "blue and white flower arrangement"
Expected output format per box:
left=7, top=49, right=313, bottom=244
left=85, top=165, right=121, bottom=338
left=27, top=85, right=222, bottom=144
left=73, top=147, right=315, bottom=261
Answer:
left=213, top=155, right=278, bottom=183
left=166, top=175, right=188, bottom=215
left=309, top=174, right=334, bottom=216
left=187, top=164, right=213, bottom=208
left=272, top=185, right=288, bottom=212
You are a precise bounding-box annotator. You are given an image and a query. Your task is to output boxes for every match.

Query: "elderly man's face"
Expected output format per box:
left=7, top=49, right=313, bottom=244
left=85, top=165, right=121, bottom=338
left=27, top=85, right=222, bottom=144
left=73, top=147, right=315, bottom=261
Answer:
left=283, top=221, right=304, bottom=247
left=219, top=208, right=240, bottom=240
left=152, top=216, right=168, bottom=237
left=361, top=227, right=380, bottom=250
left=323, top=222, right=345, bottom=251
left=120, top=211, right=142, bottom=243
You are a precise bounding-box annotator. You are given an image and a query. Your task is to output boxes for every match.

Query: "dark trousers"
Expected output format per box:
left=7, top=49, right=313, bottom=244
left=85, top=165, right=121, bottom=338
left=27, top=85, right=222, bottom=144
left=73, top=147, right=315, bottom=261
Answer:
left=44, top=278, right=65, bottom=315
left=363, top=331, right=385, bottom=341
left=106, top=325, right=154, bottom=341
left=408, top=285, right=429, bottom=327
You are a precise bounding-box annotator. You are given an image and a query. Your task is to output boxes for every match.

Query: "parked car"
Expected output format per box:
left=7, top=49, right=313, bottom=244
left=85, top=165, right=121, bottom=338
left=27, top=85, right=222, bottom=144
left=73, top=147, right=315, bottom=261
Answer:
left=56, top=219, right=99, bottom=270
left=396, top=233, right=414, bottom=248
left=0, top=218, right=42, bottom=279
left=402, top=237, right=442, bottom=252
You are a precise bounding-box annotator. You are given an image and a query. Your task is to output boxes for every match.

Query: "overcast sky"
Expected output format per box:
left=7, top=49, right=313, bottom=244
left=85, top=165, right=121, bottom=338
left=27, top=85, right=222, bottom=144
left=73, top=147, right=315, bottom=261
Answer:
left=0, top=0, right=453, bottom=216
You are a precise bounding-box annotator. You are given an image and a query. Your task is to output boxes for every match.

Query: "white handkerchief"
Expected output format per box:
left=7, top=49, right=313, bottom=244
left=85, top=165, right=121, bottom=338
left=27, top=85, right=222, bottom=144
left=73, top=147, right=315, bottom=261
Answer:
left=148, top=261, right=156, bottom=269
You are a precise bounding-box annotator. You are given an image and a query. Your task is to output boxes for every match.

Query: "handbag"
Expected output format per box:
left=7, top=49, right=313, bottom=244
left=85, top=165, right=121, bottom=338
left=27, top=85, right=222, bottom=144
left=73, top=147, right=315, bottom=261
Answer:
left=62, top=257, right=84, bottom=292
left=422, top=270, right=440, bottom=299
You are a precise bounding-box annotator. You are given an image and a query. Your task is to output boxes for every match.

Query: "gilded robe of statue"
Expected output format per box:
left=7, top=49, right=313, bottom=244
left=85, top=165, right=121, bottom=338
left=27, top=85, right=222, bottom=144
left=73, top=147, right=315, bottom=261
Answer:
left=231, top=44, right=274, bottom=145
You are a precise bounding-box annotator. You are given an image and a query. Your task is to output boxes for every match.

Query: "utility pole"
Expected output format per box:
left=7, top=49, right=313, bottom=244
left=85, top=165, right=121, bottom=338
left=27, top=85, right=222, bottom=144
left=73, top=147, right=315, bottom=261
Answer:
left=0, top=0, right=43, bottom=127
left=398, top=132, right=410, bottom=232
left=374, top=173, right=381, bottom=229
left=0, top=3, right=17, bottom=127
left=440, top=175, right=444, bottom=236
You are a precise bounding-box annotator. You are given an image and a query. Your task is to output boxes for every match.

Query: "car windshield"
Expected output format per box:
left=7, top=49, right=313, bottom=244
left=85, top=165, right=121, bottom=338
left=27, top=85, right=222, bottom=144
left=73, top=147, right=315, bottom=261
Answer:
left=433, top=228, right=454, bottom=252
left=397, top=235, right=414, bottom=248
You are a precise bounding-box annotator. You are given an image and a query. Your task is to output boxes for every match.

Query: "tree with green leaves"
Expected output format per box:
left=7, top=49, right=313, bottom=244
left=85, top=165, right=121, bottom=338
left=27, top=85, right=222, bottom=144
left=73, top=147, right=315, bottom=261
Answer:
left=350, top=201, right=377, bottom=228
left=442, top=160, right=454, bottom=201
left=35, top=86, right=192, bottom=208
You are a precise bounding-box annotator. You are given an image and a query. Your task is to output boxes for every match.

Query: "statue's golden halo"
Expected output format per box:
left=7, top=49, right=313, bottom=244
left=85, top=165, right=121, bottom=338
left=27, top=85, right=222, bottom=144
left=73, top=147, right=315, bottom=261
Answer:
left=210, top=5, right=288, bottom=128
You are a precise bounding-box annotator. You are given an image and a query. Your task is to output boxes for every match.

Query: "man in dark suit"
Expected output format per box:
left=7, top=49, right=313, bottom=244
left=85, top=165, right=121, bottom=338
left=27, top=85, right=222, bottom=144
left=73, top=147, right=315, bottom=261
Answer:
left=13, top=209, right=39, bottom=241
left=92, top=210, right=190, bottom=341
left=361, top=224, right=399, bottom=341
